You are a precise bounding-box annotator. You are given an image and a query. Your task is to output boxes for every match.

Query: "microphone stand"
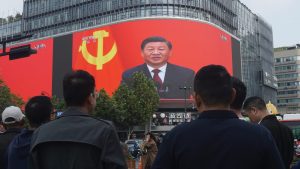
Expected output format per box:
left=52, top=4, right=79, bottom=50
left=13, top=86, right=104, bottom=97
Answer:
left=179, top=86, right=192, bottom=122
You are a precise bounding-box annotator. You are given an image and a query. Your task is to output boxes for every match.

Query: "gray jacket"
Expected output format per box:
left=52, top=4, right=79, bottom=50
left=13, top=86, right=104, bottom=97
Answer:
left=29, top=107, right=127, bottom=169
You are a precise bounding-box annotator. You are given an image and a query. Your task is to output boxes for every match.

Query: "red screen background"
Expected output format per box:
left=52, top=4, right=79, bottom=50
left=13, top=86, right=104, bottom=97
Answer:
left=0, top=39, right=53, bottom=101
left=73, top=19, right=233, bottom=94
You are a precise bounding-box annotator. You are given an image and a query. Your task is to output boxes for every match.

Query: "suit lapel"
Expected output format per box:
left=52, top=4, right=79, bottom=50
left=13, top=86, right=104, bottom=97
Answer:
left=142, top=64, right=152, bottom=79
left=164, top=63, right=173, bottom=85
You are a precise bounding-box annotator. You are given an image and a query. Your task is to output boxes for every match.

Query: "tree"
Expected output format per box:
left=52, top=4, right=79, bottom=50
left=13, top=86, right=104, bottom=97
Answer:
left=93, top=88, right=122, bottom=126
left=0, top=18, right=7, bottom=24
left=113, top=72, right=160, bottom=137
left=0, top=79, right=24, bottom=113
left=7, top=15, right=14, bottom=23
left=51, top=95, right=65, bottom=112
left=15, top=13, right=22, bottom=21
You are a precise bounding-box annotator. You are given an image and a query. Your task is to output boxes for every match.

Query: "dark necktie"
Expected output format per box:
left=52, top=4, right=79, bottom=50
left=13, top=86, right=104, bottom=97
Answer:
left=152, top=69, right=163, bottom=87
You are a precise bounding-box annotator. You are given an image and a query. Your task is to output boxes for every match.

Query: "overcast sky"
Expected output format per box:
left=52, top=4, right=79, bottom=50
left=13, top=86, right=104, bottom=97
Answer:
left=0, top=0, right=299, bottom=48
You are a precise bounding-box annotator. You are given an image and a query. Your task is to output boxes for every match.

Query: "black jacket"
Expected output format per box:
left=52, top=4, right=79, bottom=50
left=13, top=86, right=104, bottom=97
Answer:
left=0, top=128, right=22, bottom=169
left=29, top=107, right=127, bottom=169
left=260, top=115, right=294, bottom=169
left=152, top=110, right=285, bottom=169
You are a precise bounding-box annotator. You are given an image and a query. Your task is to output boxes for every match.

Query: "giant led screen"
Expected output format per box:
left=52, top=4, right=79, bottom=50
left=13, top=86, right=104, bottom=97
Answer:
left=0, top=39, right=53, bottom=101
left=73, top=19, right=240, bottom=100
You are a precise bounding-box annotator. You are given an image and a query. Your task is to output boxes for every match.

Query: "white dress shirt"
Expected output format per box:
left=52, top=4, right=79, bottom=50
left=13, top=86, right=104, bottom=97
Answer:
left=147, top=64, right=167, bottom=83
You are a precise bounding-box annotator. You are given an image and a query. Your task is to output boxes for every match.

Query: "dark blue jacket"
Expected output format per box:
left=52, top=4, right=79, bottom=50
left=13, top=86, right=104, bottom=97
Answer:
left=292, top=161, right=300, bottom=169
left=6, top=129, right=33, bottom=169
left=152, top=110, right=285, bottom=169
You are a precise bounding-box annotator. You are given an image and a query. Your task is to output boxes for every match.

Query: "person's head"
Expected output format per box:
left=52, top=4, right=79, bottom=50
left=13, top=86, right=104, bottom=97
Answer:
left=194, top=65, right=235, bottom=112
left=63, top=70, right=97, bottom=112
left=145, top=132, right=157, bottom=143
left=243, top=96, right=268, bottom=123
left=130, top=133, right=136, bottom=139
left=1, top=106, right=25, bottom=129
left=25, top=96, right=53, bottom=128
left=141, top=36, right=172, bottom=69
left=230, top=77, right=247, bottom=111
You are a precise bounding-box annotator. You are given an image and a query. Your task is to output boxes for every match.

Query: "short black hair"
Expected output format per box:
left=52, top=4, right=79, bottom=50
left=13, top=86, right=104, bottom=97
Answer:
left=63, top=70, right=95, bottom=107
left=243, top=96, right=267, bottom=111
left=230, top=77, right=247, bottom=110
left=194, top=65, right=233, bottom=106
left=25, top=96, right=52, bottom=128
left=141, top=36, right=172, bottom=50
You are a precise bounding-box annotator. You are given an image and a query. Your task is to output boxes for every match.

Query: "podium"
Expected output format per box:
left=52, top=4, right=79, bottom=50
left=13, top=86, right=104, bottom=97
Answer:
left=157, top=99, right=197, bottom=112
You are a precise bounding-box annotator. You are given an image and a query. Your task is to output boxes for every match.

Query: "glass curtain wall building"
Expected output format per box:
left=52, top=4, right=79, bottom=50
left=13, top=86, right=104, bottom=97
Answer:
left=0, top=20, right=22, bottom=41
left=5, top=0, right=276, bottom=102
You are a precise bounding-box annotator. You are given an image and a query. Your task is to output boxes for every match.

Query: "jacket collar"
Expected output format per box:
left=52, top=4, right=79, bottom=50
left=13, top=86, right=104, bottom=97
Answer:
left=59, top=107, right=90, bottom=118
left=261, top=114, right=277, bottom=122
left=198, top=110, right=238, bottom=119
left=4, top=128, right=22, bottom=134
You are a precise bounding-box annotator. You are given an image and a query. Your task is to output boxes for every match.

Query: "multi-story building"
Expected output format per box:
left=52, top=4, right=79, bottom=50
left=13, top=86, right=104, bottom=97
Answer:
left=275, top=45, right=300, bottom=114
left=0, top=20, right=22, bottom=41
left=2, top=0, right=277, bottom=102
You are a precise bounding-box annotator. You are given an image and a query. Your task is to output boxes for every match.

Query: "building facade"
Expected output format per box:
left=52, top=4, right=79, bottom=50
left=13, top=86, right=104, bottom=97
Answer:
left=0, top=20, right=22, bottom=41
left=275, top=45, right=300, bottom=114
left=2, top=0, right=277, bottom=103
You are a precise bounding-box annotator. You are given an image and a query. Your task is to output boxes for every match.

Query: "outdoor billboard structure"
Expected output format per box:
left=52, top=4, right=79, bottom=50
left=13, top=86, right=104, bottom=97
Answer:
left=0, top=18, right=241, bottom=108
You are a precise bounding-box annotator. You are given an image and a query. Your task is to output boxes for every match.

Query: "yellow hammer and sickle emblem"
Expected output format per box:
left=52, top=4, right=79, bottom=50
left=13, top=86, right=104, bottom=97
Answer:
left=79, top=30, right=117, bottom=70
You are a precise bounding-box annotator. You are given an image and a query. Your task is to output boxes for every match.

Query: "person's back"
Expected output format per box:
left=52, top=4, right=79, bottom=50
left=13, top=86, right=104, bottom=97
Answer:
left=243, top=96, right=294, bottom=169
left=29, top=70, right=127, bottom=169
left=6, top=96, right=52, bottom=169
left=0, top=128, right=22, bottom=168
left=6, top=129, right=33, bottom=169
left=260, top=116, right=294, bottom=169
left=31, top=108, right=123, bottom=169
left=0, top=106, right=25, bottom=168
left=155, top=112, right=282, bottom=169
left=152, top=65, right=285, bottom=169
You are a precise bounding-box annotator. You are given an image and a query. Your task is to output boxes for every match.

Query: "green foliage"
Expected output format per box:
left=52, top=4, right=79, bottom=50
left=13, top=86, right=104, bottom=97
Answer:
left=113, top=84, right=139, bottom=127
left=113, top=72, right=159, bottom=128
left=15, top=13, right=22, bottom=20
left=93, top=72, right=159, bottom=132
left=51, top=95, right=65, bottom=111
left=0, top=18, right=7, bottom=24
left=93, top=89, right=121, bottom=124
left=0, top=79, right=24, bottom=113
left=0, top=13, right=22, bottom=25
left=7, top=15, right=14, bottom=22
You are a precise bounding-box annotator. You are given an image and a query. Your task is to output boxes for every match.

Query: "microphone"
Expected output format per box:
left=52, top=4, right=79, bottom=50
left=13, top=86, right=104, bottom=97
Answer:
left=179, top=86, right=192, bottom=90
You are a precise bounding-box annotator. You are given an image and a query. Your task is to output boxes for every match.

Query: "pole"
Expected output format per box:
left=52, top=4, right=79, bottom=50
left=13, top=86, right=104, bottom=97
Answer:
left=179, top=86, right=191, bottom=123
left=184, top=86, right=187, bottom=122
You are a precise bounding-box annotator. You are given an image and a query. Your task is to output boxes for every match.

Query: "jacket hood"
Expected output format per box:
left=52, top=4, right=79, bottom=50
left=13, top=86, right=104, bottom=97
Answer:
left=9, top=129, right=34, bottom=158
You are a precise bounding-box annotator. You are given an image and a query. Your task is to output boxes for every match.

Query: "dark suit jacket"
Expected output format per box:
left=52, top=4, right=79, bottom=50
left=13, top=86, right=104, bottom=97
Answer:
left=152, top=110, right=285, bottom=169
left=260, top=115, right=294, bottom=169
left=121, top=63, right=195, bottom=99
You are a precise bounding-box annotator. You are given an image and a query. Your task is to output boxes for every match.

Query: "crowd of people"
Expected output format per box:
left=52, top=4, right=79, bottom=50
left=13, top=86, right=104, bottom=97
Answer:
left=0, top=65, right=298, bottom=169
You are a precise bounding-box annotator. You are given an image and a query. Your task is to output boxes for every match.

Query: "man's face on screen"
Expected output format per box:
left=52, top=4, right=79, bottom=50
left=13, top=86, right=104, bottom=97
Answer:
left=142, top=42, right=171, bottom=68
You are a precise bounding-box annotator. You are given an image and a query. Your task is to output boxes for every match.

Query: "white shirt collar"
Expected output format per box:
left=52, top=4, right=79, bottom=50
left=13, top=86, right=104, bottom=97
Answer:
left=147, top=63, right=167, bottom=74
left=147, top=63, right=167, bottom=82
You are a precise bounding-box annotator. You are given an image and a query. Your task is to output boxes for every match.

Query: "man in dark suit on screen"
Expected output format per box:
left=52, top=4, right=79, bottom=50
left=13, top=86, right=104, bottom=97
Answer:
left=121, top=36, right=195, bottom=99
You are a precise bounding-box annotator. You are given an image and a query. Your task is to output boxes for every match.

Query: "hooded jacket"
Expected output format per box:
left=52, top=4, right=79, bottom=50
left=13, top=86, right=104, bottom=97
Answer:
left=6, top=129, right=34, bottom=169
